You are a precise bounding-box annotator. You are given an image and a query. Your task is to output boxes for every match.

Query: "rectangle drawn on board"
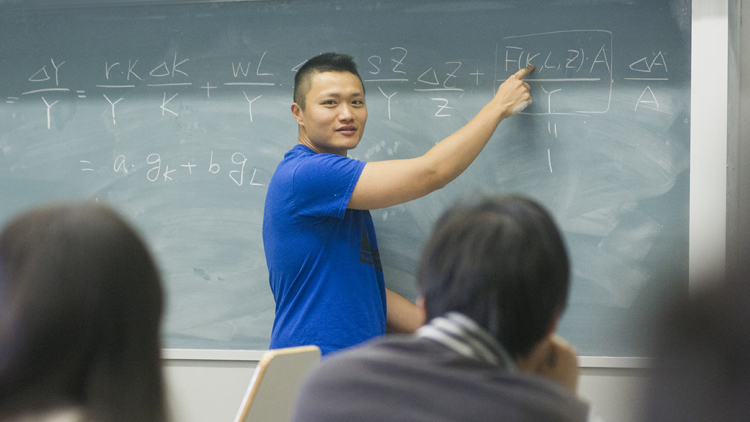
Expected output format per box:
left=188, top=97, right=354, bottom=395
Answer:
left=497, top=30, right=613, bottom=115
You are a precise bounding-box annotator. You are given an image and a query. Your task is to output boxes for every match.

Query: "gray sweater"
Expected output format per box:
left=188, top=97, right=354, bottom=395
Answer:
left=293, top=315, right=590, bottom=422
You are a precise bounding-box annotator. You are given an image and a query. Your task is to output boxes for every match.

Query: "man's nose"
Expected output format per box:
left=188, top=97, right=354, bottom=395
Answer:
left=338, top=104, right=354, bottom=121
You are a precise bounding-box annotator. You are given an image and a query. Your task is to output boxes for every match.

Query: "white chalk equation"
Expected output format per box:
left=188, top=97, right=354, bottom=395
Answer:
left=492, top=30, right=673, bottom=173
left=497, top=30, right=671, bottom=116
left=498, top=30, right=614, bottom=115
left=11, top=52, right=279, bottom=128
left=4, top=40, right=674, bottom=130
left=80, top=151, right=270, bottom=187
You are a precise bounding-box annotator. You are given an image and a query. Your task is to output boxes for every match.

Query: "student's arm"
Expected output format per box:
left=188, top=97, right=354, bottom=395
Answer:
left=348, top=65, right=534, bottom=211
left=385, top=288, right=425, bottom=333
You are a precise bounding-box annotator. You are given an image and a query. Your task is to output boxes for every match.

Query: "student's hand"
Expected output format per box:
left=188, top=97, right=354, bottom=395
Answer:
left=516, top=334, right=579, bottom=393
left=494, top=64, right=534, bottom=119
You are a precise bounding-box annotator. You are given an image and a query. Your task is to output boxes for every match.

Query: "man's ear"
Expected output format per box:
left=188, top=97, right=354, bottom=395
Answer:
left=291, top=103, right=304, bottom=126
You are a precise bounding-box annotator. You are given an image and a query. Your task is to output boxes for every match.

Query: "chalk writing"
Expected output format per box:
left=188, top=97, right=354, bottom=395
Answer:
left=103, top=94, right=123, bottom=125
left=470, top=69, right=485, bottom=85
left=91, top=151, right=267, bottom=186
left=431, top=98, right=453, bottom=117
left=498, top=30, right=614, bottom=115
left=415, top=62, right=464, bottom=92
left=226, top=52, right=277, bottom=87
left=378, top=87, right=397, bottom=120
left=42, top=96, right=58, bottom=130
left=635, top=86, right=659, bottom=111
left=365, top=47, right=410, bottom=82
left=202, top=83, right=217, bottom=98
left=1, top=41, right=679, bottom=134
left=242, top=92, right=262, bottom=122
left=161, top=93, right=179, bottom=117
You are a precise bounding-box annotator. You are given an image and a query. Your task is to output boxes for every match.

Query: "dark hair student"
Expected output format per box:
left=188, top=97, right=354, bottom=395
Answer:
left=0, top=203, right=167, bottom=422
left=417, top=194, right=570, bottom=359
left=292, top=195, right=590, bottom=422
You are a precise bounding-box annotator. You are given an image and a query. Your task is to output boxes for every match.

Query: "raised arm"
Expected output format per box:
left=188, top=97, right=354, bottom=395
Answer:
left=348, top=65, right=534, bottom=210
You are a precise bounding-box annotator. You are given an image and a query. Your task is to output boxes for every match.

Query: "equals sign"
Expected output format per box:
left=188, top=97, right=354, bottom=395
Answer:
left=80, top=160, right=94, bottom=171
left=6, top=97, right=18, bottom=103
left=77, top=90, right=86, bottom=98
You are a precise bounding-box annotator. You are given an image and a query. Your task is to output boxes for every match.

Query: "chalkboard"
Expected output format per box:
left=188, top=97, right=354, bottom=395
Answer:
left=0, top=0, right=690, bottom=357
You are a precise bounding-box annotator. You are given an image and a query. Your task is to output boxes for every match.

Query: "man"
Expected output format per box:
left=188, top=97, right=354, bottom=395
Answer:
left=292, top=195, right=590, bottom=422
left=263, top=53, right=533, bottom=355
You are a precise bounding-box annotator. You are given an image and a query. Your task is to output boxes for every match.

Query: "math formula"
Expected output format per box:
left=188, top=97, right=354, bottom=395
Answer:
left=2, top=32, right=674, bottom=181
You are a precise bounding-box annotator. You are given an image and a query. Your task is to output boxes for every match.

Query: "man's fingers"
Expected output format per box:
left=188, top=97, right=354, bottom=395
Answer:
left=514, top=64, right=535, bottom=80
left=509, top=99, right=532, bottom=116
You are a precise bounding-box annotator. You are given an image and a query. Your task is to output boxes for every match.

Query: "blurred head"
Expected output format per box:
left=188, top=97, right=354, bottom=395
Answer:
left=643, top=277, right=750, bottom=422
left=417, top=195, right=570, bottom=359
left=0, top=203, right=166, bottom=422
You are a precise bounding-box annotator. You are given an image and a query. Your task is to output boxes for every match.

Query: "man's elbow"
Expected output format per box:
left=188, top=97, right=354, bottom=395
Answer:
left=427, top=167, right=453, bottom=192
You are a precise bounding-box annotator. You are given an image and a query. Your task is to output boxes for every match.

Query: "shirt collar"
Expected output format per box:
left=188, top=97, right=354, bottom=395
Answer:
left=416, top=312, right=517, bottom=370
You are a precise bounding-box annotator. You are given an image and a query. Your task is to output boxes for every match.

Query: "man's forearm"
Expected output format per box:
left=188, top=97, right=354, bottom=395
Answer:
left=385, top=288, right=425, bottom=333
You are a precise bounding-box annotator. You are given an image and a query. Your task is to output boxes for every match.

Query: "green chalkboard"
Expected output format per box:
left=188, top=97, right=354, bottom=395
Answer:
left=0, top=0, right=690, bottom=357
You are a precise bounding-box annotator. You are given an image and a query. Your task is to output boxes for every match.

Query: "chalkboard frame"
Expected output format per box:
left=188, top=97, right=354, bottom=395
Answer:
left=166, top=0, right=722, bottom=368
left=0, top=0, right=717, bottom=367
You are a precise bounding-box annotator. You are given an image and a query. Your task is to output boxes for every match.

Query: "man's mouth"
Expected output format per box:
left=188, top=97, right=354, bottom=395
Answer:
left=336, top=126, right=357, bottom=135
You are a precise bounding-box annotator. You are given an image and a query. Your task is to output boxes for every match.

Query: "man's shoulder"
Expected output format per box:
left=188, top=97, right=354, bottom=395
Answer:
left=276, top=145, right=362, bottom=176
left=275, top=144, right=313, bottom=169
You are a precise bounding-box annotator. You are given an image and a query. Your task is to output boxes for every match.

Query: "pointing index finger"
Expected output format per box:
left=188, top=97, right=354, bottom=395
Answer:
left=514, top=64, right=535, bottom=80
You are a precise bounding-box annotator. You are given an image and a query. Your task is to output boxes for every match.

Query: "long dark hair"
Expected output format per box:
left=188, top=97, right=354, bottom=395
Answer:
left=0, top=203, right=167, bottom=422
left=417, top=195, right=570, bottom=359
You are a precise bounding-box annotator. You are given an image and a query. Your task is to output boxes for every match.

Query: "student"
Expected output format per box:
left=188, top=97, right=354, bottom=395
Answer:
left=641, top=272, right=750, bottom=422
left=292, top=195, right=590, bottom=422
left=263, top=52, right=534, bottom=355
left=0, top=203, right=168, bottom=422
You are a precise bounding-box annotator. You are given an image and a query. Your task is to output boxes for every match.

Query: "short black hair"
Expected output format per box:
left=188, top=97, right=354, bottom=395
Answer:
left=417, top=195, right=570, bottom=359
left=293, top=52, right=364, bottom=109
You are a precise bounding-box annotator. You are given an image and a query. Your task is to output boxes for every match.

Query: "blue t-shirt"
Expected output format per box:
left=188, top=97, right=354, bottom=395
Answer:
left=263, top=144, right=387, bottom=356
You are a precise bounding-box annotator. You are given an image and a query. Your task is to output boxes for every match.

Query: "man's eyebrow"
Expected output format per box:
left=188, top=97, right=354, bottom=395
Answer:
left=318, top=92, right=364, bottom=98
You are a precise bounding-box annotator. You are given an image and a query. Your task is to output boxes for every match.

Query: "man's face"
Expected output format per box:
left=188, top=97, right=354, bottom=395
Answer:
left=292, top=71, right=368, bottom=156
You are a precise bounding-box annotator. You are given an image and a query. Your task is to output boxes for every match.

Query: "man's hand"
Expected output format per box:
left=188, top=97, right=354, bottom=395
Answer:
left=516, top=334, right=579, bottom=393
left=494, top=64, right=534, bottom=119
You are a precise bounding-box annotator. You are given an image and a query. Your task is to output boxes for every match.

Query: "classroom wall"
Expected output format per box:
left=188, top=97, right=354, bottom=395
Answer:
left=157, top=2, right=736, bottom=421
left=161, top=361, right=650, bottom=422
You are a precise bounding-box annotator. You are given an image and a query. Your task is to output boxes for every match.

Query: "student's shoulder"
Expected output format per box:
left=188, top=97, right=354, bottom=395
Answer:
left=317, top=335, right=419, bottom=369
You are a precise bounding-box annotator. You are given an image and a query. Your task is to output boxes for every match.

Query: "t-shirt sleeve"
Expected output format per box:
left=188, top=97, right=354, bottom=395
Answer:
left=291, top=153, right=365, bottom=219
